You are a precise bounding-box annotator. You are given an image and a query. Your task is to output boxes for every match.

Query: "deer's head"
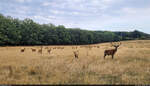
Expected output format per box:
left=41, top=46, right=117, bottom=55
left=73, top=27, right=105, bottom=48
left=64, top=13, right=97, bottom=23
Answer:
left=111, top=42, right=121, bottom=49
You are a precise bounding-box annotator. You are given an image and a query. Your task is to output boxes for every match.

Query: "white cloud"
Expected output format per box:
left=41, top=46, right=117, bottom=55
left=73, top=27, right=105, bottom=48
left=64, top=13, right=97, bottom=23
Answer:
left=16, top=0, right=25, bottom=3
left=122, top=8, right=139, bottom=14
left=50, top=10, right=65, bottom=15
left=18, top=6, right=29, bottom=13
left=102, top=0, right=113, bottom=3
left=15, top=0, right=32, bottom=3
left=114, top=7, right=150, bottom=19
left=42, top=1, right=66, bottom=9
left=33, top=15, right=56, bottom=20
left=42, top=2, right=51, bottom=6
left=41, top=0, right=112, bottom=14
left=72, top=12, right=79, bottom=15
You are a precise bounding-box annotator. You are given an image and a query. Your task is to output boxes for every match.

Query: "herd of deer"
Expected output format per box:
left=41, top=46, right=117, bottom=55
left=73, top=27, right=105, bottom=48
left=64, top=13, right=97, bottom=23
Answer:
left=20, top=46, right=52, bottom=54
left=20, top=42, right=122, bottom=59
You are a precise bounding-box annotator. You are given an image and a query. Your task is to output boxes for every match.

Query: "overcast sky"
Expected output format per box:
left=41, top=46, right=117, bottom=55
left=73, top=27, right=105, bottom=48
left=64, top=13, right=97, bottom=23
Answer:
left=0, top=0, right=150, bottom=33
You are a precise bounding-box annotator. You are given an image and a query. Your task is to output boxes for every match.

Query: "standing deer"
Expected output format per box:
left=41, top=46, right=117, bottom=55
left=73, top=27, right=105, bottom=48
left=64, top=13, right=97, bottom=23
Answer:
left=104, top=42, right=121, bottom=59
left=73, top=50, right=79, bottom=59
left=53, top=47, right=56, bottom=49
left=38, top=46, right=43, bottom=54
left=20, top=48, right=25, bottom=52
left=31, top=48, right=36, bottom=52
left=61, top=47, right=64, bottom=49
left=47, top=48, right=51, bottom=54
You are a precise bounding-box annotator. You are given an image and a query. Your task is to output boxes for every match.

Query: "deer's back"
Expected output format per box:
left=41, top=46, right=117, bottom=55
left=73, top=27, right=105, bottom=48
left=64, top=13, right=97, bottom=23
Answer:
left=104, top=49, right=116, bottom=55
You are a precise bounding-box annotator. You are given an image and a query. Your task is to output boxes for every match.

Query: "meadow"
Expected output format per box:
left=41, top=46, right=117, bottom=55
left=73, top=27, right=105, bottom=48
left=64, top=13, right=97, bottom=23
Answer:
left=0, top=40, right=150, bottom=84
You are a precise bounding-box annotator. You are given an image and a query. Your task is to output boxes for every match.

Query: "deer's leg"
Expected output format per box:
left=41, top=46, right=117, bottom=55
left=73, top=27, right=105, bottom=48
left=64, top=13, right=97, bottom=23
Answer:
left=112, top=55, right=114, bottom=59
left=104, top=54, right=106, bottom=59
left=75, top=55, right=78, bottom=59
left=75, top=55, right=78, bottom=58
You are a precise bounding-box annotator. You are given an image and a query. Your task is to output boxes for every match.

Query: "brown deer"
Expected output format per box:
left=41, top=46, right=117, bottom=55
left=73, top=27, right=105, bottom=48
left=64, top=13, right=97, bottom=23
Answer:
left=53, top=47, right=56, bottom=49
left=20, top=48, right=25, bottom=52
left=31, top=48, right=36, bottom=52
left=73, top=50, right=79, bottom=59
left=47, top=48, right=51, bottom=54
left=38, top=46, right=43, bottom=54
left=104, top=42, right=121, bottom=59
left=61, top=47, right=64, bottom=49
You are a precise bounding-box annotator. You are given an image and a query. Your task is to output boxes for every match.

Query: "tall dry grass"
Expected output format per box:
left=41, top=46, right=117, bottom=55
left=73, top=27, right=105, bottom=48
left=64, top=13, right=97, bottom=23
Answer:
left=0, top=40, right=150, bottom=84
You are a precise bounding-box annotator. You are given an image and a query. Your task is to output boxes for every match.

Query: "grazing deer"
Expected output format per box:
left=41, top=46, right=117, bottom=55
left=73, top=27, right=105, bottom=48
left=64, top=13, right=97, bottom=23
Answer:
left=53, top=47, right=56, bottom=49
left=97, top=46, right=100, bottom=48
left=31, top=48, right=36, bottom=52
left=73, top=50, right=79, bottom=59
left=104, top=42, right=121, bottom=59
left=20, top=48, right=25, bottom=52
left=56, top=47, right=60, bottom=49
left=38, top=46, right=43, bottom=54
left=47, top=48, right=51, bottom=54
left=61, top=47, right=64, bottom=49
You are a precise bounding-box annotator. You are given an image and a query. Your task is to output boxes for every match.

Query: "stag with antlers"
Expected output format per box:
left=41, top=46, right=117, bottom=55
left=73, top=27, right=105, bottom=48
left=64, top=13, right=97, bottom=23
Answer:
left=104, top=42, right=121, bottom=59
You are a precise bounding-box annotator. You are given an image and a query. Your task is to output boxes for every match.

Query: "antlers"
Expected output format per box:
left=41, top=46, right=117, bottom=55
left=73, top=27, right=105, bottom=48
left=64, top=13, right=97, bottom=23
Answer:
left=111, top=41, right=121, bottom=47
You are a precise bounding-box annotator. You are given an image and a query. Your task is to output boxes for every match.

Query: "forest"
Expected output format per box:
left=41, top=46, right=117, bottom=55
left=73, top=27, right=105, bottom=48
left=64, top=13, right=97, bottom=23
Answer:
left=0, top=13, right=150, bottom=46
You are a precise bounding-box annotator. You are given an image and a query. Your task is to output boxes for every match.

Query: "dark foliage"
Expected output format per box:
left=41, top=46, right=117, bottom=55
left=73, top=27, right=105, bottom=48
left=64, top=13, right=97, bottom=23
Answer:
left=0, top=14, right=150, bottom=46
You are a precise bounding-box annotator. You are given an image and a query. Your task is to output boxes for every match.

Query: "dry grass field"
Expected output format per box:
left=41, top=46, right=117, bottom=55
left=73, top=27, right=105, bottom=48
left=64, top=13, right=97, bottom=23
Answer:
left=0, top=40, right=150, bottom=84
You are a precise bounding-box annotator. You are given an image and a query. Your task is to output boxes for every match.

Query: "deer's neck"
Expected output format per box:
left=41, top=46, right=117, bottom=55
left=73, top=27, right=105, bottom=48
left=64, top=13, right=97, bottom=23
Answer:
left=114, top=47, right=118, bottom=52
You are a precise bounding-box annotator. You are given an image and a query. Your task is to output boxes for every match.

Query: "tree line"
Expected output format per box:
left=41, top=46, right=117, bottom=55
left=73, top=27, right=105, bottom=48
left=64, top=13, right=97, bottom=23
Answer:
left=0, top=13, right=150, bottom=46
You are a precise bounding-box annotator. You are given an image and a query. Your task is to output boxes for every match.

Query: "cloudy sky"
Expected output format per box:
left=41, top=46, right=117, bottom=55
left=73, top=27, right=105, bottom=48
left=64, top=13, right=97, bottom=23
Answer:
left=0, top=0, right=150, bottom=33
